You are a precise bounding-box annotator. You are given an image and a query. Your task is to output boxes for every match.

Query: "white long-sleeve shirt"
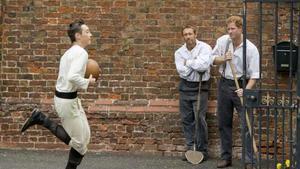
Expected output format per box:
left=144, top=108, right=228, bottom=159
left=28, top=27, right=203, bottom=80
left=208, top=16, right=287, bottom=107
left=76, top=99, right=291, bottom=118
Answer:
left=211, top=35, right=260, bottom=80
left=175, top=40, right=212, bottom=82
left=56, top=45, right=89, bottom=92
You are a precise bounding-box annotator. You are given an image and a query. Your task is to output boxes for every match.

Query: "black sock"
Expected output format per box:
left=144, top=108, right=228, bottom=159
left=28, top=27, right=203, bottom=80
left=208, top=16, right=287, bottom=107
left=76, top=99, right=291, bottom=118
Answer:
left=43, top=118, right=71, bottom=145
left=66, top=162, right=77, bottom=169
left=65, top=148, right=84, bottom=169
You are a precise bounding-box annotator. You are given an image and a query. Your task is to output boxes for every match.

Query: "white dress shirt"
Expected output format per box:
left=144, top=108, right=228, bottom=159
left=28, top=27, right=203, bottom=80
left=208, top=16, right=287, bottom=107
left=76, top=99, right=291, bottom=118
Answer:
left=211, top=35, right=260, bottom=80
left=175, top=40, right=212, bottom=82
left=56, top=45, right=89, bottom=92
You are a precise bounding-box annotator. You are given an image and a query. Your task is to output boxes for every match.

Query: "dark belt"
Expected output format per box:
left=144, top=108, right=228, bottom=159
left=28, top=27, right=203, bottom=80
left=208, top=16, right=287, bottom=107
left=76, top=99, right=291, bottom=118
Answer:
left=179, top=78, right=210, bottom=92
left=55, top=90, right=77, bottom=99
left=180, top=78, right=208, bottom=88
left=220, top=77, right=247, bottom=87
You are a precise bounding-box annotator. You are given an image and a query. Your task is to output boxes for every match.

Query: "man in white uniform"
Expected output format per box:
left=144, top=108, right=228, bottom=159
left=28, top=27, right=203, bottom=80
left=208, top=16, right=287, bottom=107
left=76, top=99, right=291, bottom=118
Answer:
left=175, top=25, right=212, bottom=162
left=211, top=16, right=259, bottom=169
left=21, top=19, right=96, bottom=169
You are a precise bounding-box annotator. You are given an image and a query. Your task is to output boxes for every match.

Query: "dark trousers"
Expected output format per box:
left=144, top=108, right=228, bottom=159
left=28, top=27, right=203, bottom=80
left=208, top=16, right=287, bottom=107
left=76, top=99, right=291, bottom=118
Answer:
left=179, top=89, right=208, bottom=157
left=217, top=78, right=256, bottom=164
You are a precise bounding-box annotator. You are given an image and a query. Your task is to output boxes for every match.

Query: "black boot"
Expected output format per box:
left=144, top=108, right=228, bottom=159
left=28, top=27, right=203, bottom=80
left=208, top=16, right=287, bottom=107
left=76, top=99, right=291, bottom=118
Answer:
left=21, top=108, right=71, bottom=145
left=21, top=108, right=44, bottom=132
left=65, top=148, right=84, bottom=169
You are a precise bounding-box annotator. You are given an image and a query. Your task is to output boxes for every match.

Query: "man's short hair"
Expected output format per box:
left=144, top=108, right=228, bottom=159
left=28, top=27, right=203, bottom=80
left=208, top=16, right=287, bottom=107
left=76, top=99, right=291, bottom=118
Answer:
left=181, top=25, right=197, bottom=35
left=68, top=19, right=85, bottom=43
left=226, top=16, right=243, bottom=28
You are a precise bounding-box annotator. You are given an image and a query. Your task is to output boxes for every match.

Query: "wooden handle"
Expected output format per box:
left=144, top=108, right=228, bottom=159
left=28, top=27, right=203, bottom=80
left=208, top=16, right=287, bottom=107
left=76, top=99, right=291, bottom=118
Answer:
left=228, top=61, right=258, bottom=154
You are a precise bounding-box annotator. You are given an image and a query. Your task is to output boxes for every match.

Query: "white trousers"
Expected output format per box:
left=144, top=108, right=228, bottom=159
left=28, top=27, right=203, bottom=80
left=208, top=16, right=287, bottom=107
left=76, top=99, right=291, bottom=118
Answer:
left=54, top=96, right=90, bottom=155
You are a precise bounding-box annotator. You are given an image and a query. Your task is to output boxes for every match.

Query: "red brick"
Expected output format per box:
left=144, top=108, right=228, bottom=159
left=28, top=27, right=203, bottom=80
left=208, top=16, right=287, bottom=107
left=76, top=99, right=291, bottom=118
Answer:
left=149, top=99, right=178, bottom=107
left=58, top=6, right=74, bottom=13
left=114, top=1, right=127, bottom=8
left=159, top=8, right=176, bottom=13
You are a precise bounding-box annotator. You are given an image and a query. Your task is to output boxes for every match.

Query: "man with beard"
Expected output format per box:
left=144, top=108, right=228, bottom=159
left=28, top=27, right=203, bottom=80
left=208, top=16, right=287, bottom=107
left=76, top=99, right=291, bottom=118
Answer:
left=175, top=25, right=212, bottom=163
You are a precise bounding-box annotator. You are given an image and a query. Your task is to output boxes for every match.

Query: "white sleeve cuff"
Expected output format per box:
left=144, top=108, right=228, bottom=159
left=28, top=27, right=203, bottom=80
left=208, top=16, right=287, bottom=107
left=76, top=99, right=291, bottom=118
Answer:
left=210, top=55, right=218, bottom=66
left=82, top=78, right=90, bottom=90
left=250, top=72, right=260, bottom=79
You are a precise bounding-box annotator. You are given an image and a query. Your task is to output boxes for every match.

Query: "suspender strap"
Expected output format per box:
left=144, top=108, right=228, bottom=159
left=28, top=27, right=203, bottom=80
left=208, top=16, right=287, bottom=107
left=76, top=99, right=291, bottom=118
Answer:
left=222, top=38, right=232, bottom=77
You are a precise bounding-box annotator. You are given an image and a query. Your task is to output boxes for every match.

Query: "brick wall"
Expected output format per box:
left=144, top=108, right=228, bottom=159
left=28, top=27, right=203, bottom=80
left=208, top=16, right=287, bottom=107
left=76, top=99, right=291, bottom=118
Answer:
left=0, top=0, right=4, bottom=101
left=0, top=0, right=298, bottom=159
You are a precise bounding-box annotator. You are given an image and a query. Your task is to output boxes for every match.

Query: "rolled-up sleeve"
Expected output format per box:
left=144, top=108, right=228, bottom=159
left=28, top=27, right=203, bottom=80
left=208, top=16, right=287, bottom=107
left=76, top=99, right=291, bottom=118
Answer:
left=248, top=47, right=260, bottom=79
left=211, top=39, right=223, bottom=66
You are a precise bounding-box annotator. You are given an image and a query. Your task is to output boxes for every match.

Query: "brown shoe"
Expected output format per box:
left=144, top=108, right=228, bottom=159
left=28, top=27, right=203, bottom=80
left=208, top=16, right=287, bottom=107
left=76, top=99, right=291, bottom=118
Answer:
left=217, top=160, right=232, bottom=168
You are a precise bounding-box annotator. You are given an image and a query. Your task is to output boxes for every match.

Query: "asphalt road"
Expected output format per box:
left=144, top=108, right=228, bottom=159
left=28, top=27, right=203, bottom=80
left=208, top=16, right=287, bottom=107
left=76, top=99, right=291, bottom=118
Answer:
left=0, top=149, right=243, bottom=169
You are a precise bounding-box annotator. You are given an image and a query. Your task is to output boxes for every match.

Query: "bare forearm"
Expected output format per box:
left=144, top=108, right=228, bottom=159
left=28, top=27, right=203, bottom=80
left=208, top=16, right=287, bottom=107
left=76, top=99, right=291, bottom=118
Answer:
left=246, top=79, right=256, bottom=89
left=236, top=79, right=257, bottom=97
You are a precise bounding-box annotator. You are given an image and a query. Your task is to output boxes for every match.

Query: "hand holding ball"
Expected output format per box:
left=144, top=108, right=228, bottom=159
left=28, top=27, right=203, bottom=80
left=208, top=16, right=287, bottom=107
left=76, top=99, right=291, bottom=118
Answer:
left=85, top=59, right=101, bottom=81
